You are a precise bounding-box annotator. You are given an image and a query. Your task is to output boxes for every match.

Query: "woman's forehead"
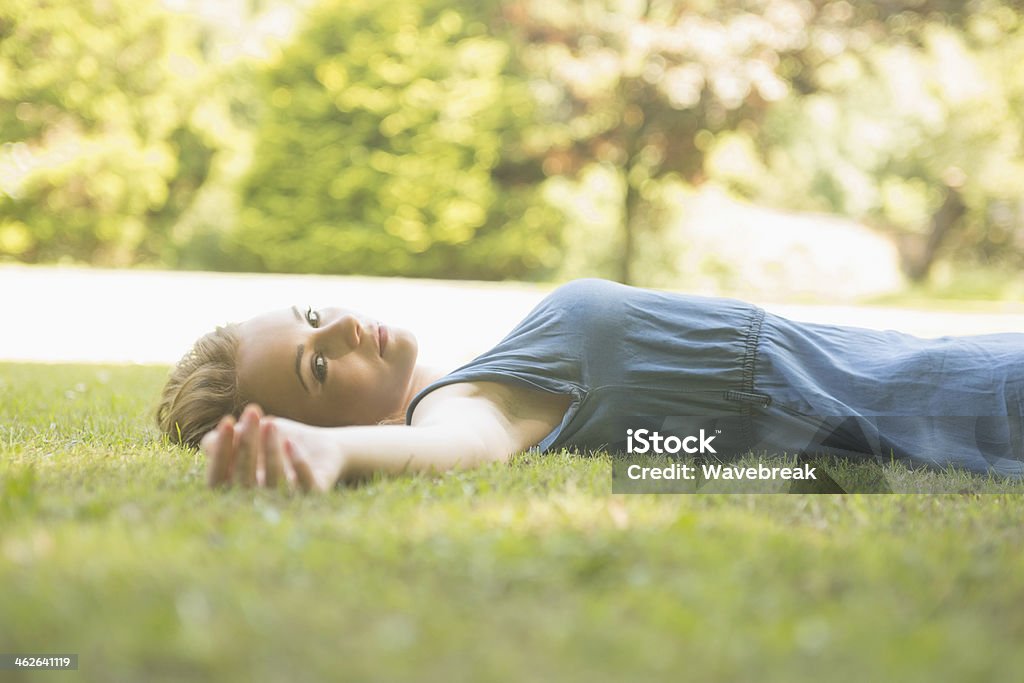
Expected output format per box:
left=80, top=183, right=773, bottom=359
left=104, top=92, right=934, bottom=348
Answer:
left=236, top=312, right=296, bottom=378
left=234, top=323, right=303, bottom=411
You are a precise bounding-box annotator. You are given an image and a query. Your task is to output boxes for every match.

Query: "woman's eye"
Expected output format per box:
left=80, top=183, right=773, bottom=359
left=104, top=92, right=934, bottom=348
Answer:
left=305, top=306, right=321, bottom=328
left=312, top=353, right=327, bottom=383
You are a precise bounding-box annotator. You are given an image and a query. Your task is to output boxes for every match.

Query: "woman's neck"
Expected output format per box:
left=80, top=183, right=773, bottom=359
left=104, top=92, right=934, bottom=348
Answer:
left=401, top=364, right=447, bottom=412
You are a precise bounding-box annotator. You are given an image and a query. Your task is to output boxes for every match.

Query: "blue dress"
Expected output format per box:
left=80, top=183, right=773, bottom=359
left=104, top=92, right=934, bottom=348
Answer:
left=406, top=279, right=1024, bottom=477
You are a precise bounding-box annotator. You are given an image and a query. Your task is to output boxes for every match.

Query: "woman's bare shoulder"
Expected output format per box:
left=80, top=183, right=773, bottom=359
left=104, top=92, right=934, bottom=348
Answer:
left=411, top=380, right=571, bottom=453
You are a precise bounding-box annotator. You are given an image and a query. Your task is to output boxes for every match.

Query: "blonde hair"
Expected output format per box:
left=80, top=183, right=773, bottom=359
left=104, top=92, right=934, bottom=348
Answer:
left=156, top=324, right=246, bottom=449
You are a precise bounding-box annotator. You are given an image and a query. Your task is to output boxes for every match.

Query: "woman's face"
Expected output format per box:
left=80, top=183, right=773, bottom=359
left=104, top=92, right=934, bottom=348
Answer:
left=234, top=305, right=418, bottom=426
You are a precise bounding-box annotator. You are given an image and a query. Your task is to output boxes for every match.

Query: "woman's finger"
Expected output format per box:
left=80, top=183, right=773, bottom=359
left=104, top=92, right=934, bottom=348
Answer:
left=261, top=421, right=286, bottom=490
left=204, top=415, right=236, bottom=488
left=234, top=406, right=261, bottom=488
left=284, top=439, right=315, bottom=494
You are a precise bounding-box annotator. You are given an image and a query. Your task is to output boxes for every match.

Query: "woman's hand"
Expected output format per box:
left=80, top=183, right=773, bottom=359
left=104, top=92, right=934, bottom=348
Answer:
left=199, top=404, right=347, bottom=493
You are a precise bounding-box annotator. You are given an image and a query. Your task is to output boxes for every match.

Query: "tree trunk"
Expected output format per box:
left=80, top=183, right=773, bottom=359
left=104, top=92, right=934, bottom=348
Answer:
left=619, top=179, right=641, bottom=285
left=906, top=185, right=966, bottom=282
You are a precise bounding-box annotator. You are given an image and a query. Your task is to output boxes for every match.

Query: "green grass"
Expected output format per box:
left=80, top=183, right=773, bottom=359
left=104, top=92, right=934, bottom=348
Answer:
left=1, top=362, right=1023, bottom=683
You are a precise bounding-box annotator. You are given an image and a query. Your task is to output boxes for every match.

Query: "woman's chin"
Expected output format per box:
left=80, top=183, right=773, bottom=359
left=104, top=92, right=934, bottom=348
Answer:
left=389, top=326, right=418, bottom=362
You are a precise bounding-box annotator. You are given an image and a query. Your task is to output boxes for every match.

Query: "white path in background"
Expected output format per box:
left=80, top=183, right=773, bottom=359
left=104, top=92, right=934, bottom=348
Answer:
left=1, top=265, right=1023, bottom=371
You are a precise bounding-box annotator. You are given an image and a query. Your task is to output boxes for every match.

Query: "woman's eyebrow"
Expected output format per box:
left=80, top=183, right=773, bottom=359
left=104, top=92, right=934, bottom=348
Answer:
left=294, top=343, right=309, bottom=394
left=290, top=307, right=310, bottom=392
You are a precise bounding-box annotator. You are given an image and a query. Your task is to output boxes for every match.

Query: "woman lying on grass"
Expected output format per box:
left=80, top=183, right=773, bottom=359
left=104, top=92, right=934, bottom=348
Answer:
left=157, top=279, right=1024, bottom=492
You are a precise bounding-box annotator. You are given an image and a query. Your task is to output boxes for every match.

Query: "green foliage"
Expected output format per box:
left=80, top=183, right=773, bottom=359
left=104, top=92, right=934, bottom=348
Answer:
left=4, top=361, right=1024, bottom=681
left=0, top=0, right=227, bottom=265
left=749, top=6, right=1024, bottom=276
left=509, top=0, right=1024, bottom=284
left=505, top=0, right=813, bottom=282
left=229, top=0, right=563, bottom=279
left=4, top=0, right=1024, bottom=285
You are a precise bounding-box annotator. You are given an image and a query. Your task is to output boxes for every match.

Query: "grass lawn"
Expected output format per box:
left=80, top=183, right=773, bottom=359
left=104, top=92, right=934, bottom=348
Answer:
left=2, top=362, right=1023, bottom=683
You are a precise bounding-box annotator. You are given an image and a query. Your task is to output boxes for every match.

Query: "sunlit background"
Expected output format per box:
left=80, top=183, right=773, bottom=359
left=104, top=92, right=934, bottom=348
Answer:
left=3, top=0, right=1024, bottom=302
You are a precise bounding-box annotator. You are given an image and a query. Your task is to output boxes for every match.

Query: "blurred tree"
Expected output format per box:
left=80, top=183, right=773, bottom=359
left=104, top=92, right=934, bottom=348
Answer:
left=232, top=0, right=563, bottom=279
left=0, top=0, right=230, bottom=265
left=745, top=1, right=1024, bottom=281
left=504, top=0, right=1024, bottom=283
left=504, top=0, right=816, bottom=283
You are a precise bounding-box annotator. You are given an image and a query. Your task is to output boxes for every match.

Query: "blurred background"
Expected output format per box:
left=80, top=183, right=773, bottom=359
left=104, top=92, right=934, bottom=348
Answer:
left=3, top=0, right=1024, bottom=302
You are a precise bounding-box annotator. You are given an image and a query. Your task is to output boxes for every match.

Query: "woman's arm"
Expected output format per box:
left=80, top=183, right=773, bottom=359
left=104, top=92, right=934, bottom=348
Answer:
left=201, top=385, right=541, bottom=492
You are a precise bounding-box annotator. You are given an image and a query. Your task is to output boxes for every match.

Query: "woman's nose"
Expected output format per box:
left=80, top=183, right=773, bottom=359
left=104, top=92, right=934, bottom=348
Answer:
left=315, top=314, right=360, bottom=354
